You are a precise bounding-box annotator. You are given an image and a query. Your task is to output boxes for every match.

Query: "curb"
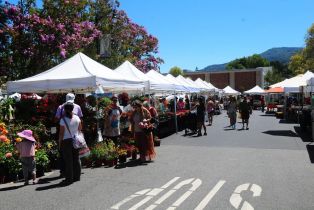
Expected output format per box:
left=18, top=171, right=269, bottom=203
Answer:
left=0, top=171, right=56, bottom=189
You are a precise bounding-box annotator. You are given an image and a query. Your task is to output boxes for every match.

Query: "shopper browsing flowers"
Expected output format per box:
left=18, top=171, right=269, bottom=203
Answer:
left=15, top=129, right=38, bottom=185
left=130, top=100, right=156, bottom=163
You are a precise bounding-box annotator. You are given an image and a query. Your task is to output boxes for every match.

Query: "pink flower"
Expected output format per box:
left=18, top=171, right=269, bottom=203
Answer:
left=5, top=153, right=12, bottom=158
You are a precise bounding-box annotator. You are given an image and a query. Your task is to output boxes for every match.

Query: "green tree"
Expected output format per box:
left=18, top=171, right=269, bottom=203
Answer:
left=288, top=23, right=314, bottom=74
left=226, top=54, right=270, bottom=69
left=169, top=66, right=183, bottom=77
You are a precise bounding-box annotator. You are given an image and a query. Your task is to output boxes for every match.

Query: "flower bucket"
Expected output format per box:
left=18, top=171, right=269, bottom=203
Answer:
left=106, top=159, right=117, bottom=167
left=118, top=155, right=127, bottom=163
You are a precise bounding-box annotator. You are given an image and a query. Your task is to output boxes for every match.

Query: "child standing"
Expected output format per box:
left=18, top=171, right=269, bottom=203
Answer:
left=15, top=130, right=37, bottom=185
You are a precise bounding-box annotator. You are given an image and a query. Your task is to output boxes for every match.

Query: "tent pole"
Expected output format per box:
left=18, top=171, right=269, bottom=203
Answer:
left=174, top=91, right=178, bottom=134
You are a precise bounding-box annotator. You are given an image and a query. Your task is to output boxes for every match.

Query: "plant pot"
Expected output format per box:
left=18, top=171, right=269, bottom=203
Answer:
left=106, top=159, right=117, bottom=167
left=154, top=140, right=161, bottom=147
left=127, top=151, right=132, bottom=158
left=118, top=155, right=127, bottom=163
left=93, top=159, right=103, bottom=167
left=131, top=151, right=138, bottom=160
left=36, top=166, right=45, bottom=177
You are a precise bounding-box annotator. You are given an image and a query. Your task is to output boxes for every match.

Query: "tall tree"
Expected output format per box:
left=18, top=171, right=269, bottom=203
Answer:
left=169, top=66, right=183, bottom=77
left=226, top=54, right=270, bottom=69
left=288, top=23, right=314, bottom=74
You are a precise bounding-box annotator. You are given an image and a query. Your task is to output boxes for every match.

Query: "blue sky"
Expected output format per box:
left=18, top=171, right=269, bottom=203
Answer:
left=119, top=0, right=314, bottom=73
left=7, top=0, right=314, bottom=73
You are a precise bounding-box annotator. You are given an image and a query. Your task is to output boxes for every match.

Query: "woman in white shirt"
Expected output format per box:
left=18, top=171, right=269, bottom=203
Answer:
left=59, top=102, right=82, bottom=185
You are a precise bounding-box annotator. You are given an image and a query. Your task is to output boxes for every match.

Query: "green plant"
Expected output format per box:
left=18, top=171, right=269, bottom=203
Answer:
left=90, top=142, right=108, bottom=160
left=35, top=149, right=50, bottom=169
left=106, top=140, right=118, bottom=160
left=99, top=97, right=112, bottom=109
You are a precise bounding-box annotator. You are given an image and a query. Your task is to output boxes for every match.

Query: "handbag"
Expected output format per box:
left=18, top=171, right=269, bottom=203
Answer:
left=79, top=146, right=91, bottom=158
left=62, top=117, right=86, bottom=149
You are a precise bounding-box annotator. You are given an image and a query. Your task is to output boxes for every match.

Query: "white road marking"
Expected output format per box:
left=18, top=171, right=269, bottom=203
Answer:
left=167, top=179, right=202, bottom=210
left=194, top=180, right=226, bottom=210
left=230, top=183, right=262, bottom=210
left=111, top=177, right=180, bottom=210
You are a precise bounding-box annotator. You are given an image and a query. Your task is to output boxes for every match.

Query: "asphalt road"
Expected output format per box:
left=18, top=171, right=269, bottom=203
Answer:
left=1, top=110, right=314, bottom=210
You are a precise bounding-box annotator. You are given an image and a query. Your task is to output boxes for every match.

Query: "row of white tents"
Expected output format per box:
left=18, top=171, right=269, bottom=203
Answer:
left=7, top=52, right=314, bottom=96
left=6, top=53, right=219, bottom=94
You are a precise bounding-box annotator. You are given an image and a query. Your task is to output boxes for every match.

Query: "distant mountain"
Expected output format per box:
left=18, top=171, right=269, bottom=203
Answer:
left=196, top=47, right=302, bottom=72
left=259, top=47, right=302, bottom=63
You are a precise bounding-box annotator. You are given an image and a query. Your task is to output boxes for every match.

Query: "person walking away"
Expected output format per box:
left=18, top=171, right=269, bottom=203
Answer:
left=238, top=97, right=251, bottom=130
left=16, top=130, right=38, bottom=185
left=193, top=97, right=207, bottom=136
left=59, top=102, right=82, bottom=185
left=103, top=94, right=122, bottom=145
left=184, top=95, right=190, bottom=110
left=260, top=96, right=265, bottom=112
left=207, top=98, right=215, bottom=126
left=227, top=97, right=237, bottom=129
left=54, top=93, right=83, bottom=178
left=130, top=100, right=156, bottom=163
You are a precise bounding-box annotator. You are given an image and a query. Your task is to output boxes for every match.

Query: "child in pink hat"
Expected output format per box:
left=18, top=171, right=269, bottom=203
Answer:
left=15, top=130, right=38, bottom=185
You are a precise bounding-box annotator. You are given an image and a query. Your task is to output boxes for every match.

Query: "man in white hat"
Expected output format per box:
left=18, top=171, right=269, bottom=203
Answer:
left=55, top=93, right=83, bottom=121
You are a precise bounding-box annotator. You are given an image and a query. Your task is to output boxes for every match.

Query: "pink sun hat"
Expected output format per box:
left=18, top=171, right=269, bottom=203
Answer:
left=17, top=130, right=36, bottom=142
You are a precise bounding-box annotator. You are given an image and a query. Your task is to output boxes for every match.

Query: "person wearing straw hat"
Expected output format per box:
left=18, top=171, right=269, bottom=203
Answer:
left=16, top=130, right=38, bottom=185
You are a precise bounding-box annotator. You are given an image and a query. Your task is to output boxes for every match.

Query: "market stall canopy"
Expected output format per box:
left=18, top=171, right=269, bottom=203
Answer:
left=145, top=70, right=182, bottom=92
left=270, top=71, right=314, bottom=93
left=194, top=78, right=217, bottom=91
left=265, top=87, right=284, bottom=93
left=164, top=74, right=190, bottom=92
left=244, top=85, right=266, bottom=95
left=185, top=77, right=208, bottom=92
left=175, top=75, right=200, bottom=93
left=7, top=53, right=144, bottom=93
left=223, top=86, right=240, bottom=95
left=114, top=61, right=150, bottom=90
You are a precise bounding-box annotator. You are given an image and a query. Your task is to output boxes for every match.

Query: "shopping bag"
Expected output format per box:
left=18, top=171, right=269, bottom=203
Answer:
left=73, top=132, right=87, bottom=149
left=79, top=146, right=91, bottom=158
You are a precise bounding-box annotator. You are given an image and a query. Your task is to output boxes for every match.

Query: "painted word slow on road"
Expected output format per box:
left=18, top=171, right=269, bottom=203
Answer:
left=111, top=177, right=262, bottom=210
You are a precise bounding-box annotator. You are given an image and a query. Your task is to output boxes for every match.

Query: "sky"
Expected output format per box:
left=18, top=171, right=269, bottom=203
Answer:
left=7, top=0, right=314, bottom=73
left=118, top=0, right=314, bottom=73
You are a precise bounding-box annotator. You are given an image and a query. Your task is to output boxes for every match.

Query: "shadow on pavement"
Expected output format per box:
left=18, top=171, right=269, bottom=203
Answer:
left=294, top=126, right=312, bottom=142
left=115, top=160, right=148, bottom=169
left=262, top=130, right=298, bottom=137
left=279, top=119, right=298, bottom=124
left=35, top=181, right=69, bottom=191
left=259, top=114, right=275, bottom=117
left=306, top=144, right=314, bottom=163
left=0, top=184, right=25, bottom=191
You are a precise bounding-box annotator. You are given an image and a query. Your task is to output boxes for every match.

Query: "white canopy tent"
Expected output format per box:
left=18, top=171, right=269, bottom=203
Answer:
left=175, top=75, right=200, bottom=93
left=165, top=74, right=192, bottom=93
left=270, top=71, right=314, bottom=93
left=244, top=85, right=266, bottom=95
left=115, top=61, right=178, bottom=93
left=145, top=70, right=186, bottom=92
left=185, top=77, right=208, bottom=92
left=223, top=86, right=240, bottom=96
left=194, top=78, right=217, bottom=91
left=7, top=53, right=145, bottom=93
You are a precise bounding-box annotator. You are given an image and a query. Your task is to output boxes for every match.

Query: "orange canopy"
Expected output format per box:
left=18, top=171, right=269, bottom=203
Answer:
left=265, top=87, right=284, bottom=93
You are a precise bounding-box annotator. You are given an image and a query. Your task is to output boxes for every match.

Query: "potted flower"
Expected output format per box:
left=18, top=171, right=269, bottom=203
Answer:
left=106, top=140, right=118, bottom=167
left=90, top=142, right=108, bottom=167
left=117, top=147, right=127, bottom=163
left=35, top=149, right=50, bottom=177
